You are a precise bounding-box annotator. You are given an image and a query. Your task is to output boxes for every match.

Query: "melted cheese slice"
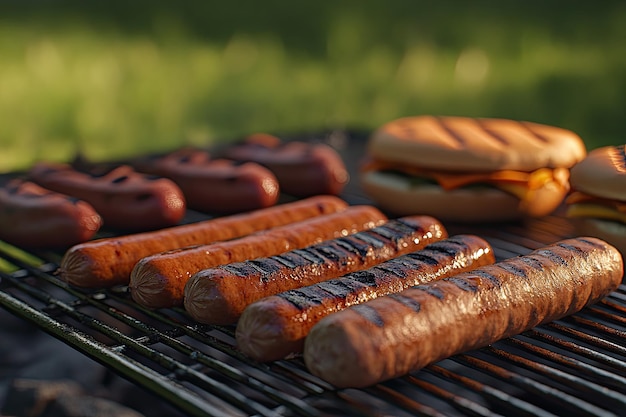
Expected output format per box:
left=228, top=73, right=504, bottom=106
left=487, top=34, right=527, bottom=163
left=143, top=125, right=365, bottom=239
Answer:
left=362, top=159, right=569, bottom=203
left=565, top=191, right=626, bottom=223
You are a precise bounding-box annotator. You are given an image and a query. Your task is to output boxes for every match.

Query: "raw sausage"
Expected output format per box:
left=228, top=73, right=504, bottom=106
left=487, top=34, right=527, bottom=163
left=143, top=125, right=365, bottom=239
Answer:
left=28, top=162, right=186, bottom=231
left=184, top=215, right=447, bottom=324
left=59, top=195, right=348, bottom=288
left=221, top=133, right=349, bottom=197
left=236, top=234, right=494, bottom=362
left=304, top=237, right=623, bottom=388
left=0, top=179, right=102, bottom=249
left=132, top=205, right=388, bottom=309
left=131, top=147, right=280, bottom=214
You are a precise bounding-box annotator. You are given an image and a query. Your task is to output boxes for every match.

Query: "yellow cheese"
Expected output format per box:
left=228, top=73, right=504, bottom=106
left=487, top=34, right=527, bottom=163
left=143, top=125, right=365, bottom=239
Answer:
left=566, top=203, right=626, bottom=224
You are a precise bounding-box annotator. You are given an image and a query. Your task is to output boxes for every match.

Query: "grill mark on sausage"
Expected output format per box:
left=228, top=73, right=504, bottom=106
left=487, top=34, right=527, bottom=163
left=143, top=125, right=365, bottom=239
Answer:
left=447, top=276, right=480, bottom=292
left=350, top=232, right=386, bottom=249
left=337, top=236, right=374, bottom=257
left=495, top=262, right=528, bottom=279
left=249, top=258, right=284, bottom=276
left=471, top=270, right=503, bottom=287
left=388, top=293, right=422, bottom=313
left=535, top=249, right=568, bottom=266
left=352, top=304, right=385, bottom=327
left=578, top=237, right=609, bottom=250
left=292, top=248, right=327, bottom=265
left=222, top=263, right=261, bottom=277
left=371, top=219, right=422, bottom=243
left=274, top=252, right=309, bottom=268
left=375, top=264, right=407, bottom=278
left=281, top=289, right=323, bottom=307
left=518, top=255, right=545, bottom=271
left=556, top=242, right=587, bottom=255
left=314, top=243, right=351, bottom=262
left=404, top=252, right=442, bottom=266
left=422, top=239, right=468, bottom=257
left=422, top=286, right=445, bottom=300
left=315, top=280, right=359, bottom=298
left=111, top=175, right=129, bottom=184
left=334, top=237, right=368, bottom=257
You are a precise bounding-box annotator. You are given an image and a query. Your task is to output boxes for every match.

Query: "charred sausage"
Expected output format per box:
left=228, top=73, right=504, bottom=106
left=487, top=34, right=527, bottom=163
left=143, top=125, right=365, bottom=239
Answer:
left=183, top=215, right=447, bottom=325
left=236, top=234, right=494, bottom=362
left=221, top=133, right=349, bottom=197
left=27, top=162, right=186, bottom=231
left=0, top=179, right=102, bottom=249
left=59, top=195, right=348, bottom=288
left=304, top=237, right=623, bottom=388
left=131, top=205, right=388, bottom=309
left=131, top=147, right=280, bottom=214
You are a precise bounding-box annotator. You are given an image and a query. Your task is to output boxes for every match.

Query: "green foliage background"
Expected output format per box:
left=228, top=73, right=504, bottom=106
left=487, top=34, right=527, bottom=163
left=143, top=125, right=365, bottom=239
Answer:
left=1, top=0, right=624, bottom=172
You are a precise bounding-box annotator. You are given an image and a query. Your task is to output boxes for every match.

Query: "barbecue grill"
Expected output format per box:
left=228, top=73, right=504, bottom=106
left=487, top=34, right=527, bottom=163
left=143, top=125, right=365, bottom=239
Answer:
left=1, top=131, right=624, bottom=417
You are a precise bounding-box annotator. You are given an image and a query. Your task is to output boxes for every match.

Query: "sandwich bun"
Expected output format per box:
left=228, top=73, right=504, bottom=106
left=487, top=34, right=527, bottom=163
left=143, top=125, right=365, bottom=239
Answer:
left=566, top=145, right=626, bottom=254
left=361, top=115, right=586, bottom=222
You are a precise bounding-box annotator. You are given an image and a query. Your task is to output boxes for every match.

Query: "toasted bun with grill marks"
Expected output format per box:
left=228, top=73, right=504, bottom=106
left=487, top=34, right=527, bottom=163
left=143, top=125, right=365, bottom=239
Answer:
left=567, top=145, right=626, bottom=253
left=360, top=116, right=586, bottom=222
left=368, top=115, right=586, bottom=172
left=569, top=145, right=626, bottom=201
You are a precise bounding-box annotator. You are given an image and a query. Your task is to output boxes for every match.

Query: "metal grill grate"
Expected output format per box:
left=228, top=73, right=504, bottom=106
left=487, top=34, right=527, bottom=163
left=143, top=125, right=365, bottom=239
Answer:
left=1, top=132, right=625, bottom=417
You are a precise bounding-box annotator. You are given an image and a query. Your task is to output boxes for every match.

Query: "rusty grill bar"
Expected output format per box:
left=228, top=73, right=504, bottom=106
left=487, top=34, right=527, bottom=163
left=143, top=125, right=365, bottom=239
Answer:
left=1, top=134, right=625, bottom=416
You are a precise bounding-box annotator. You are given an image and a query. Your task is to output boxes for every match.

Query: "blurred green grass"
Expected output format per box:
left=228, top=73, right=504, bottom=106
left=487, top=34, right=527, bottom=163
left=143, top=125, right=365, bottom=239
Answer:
left=0, top=0, right=624, bottom=172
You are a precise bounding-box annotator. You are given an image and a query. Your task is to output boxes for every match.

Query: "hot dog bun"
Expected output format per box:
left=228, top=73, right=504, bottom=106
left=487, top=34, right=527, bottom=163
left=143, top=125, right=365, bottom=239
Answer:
left=566, top=144, right=626, bottom=253
left=361, top=115, right=587, bottom=222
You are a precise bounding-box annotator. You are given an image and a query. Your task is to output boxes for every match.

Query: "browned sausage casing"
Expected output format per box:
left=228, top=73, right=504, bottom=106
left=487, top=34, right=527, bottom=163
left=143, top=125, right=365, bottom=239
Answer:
left=221, top=133, right=349, bottom=197
left=304, top=237, right=624, bottom=388
left=236, top=234, right=494, bottom=362
left=0, top=179, right=102, bottom=249
left=59, top=195, right=348, bottom=288
left=28, top=162, right=186, bottom=231
left=131, top=147, right=280, bottom=214
left=131, top=205, right=388, bottom=309
left=184, top=215, right=448, bottom=325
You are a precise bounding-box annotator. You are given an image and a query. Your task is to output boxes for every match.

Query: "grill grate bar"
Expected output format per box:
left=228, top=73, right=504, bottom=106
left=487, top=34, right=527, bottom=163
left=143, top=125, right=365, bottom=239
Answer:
left=485, top=343, right=626, bottom=409
left=0, top=272, right=277, bottom=417
left=524, top=328, right=626, bottom=373
left=0, top=288, right=231, bottom=417
left=423, top=364, right=559, bottom=417
left=399, top=375, right=506, bottom=417
left=453, top=354, right=618, bottom=417
left=503, top=334, right=626, bottom=390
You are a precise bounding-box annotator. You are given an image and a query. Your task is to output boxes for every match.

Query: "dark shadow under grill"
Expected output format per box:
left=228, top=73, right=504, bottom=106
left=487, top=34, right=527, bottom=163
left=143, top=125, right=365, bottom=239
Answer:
left=0, top=132, right=624, bottom=417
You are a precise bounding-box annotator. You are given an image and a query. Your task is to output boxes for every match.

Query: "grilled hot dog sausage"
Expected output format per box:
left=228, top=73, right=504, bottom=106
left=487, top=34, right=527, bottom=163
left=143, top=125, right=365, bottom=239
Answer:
left=0, top=179, right=102, bottom=249
left=131, top=205, right=388, bottom=309
left=184, top=215, right=447, bottom=325
left=131, top=147, right=280, bottom=214
left=28, top=162, right=186, bottom=231
left=59, top=195, right=348, bottom=288
left=221, top=133, right=349, bottom=197
left=236, top=234, right=494, bottom=362
left=304, top=237, right=624, bottom=388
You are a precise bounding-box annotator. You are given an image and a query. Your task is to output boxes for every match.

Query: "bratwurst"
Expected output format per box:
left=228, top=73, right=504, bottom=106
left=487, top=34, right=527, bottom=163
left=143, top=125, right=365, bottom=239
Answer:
left=304, top=237, right=623, bottom=388
left=0, top=179, right=102, bottom=249
left=131, top=147, right=280, bottom=214
left=236, top=234, right=494, bottom=362
left=59, top=195, right=348, bottom=288
left=184, top=215, right=447, bottom=325
left=131, top=205, right=388, bottom=308
left=28, top=162, right=186, bottom=231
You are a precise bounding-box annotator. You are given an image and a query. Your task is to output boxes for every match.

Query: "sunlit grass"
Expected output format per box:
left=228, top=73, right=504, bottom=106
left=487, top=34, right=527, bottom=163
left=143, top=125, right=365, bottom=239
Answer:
left=0, top=3, right=624, bottom=172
